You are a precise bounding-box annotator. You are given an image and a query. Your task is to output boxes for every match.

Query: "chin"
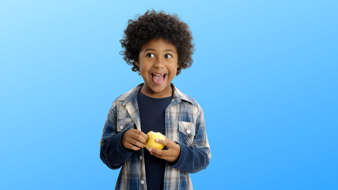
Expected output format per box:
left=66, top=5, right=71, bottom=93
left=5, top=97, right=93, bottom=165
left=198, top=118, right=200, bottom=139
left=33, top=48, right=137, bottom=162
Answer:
left=151, top=83, right=169, bottom=92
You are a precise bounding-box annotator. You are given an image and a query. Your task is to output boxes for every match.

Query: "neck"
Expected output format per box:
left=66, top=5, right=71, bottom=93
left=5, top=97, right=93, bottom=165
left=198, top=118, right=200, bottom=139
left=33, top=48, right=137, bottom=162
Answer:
left=140, top=84, right=173, bottom=98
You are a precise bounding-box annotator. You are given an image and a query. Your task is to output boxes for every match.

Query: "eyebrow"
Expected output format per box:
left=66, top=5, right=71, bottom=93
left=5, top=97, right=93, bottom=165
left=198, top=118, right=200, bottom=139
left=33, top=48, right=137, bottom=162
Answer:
left=144, top=48, right=176, bottom=53
left=165, top=49, right=176, bottom=53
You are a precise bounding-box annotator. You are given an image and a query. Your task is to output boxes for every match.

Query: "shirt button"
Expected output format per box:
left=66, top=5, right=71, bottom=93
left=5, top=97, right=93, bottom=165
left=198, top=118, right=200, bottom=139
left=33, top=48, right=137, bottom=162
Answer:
left=140, top=180, right=144, bottom=184
left=187, top=129, right=191, bottom=134
left=120, top=126, right=123, bottom=130
left=139, top=156, right=143, bottom=160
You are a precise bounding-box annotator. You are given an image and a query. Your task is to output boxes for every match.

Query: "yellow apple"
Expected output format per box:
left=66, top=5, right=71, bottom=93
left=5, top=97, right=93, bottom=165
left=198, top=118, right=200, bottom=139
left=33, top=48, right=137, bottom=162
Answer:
left=145, top=131, right=165, bottom=150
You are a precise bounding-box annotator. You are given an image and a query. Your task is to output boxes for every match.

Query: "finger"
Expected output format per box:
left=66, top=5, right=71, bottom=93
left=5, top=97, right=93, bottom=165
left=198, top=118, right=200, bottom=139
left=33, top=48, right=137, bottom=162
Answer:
left=139, top=131, right=149, bottom=142
left=155, top=138, right=169, bottom=147
left=135, top=130, right=148, bottom=144
left=125, top=129, right=137, bottom=138
left=149, top=148, right=164, bottom=158
left=158, top=136, right=177, bottom=149
left=127, top=136, right=145, bottom=148
left=137, top=135, right=147, bottom=144
left=131, top=133, right=147, bottom=146
left=129, top=129, right=148, bottom=144
left=126, top=142, right=141, bottom=151
left=150, top=147, right=170, bottom=156
left=128, top=128, right=138, bottom=133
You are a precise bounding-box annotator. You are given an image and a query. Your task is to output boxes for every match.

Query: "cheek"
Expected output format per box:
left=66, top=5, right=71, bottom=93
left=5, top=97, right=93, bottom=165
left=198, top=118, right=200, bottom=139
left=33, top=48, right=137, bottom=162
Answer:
left=171, top=65, right=178, bottom=76
left=169, top=72, right=176, bottom=79
left=139, top=65, right=147, bottom=74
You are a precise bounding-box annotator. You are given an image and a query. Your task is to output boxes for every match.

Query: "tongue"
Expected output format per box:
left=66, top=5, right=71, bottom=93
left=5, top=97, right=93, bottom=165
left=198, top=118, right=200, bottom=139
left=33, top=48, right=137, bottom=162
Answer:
left=152, top=75, right=164, bottom=85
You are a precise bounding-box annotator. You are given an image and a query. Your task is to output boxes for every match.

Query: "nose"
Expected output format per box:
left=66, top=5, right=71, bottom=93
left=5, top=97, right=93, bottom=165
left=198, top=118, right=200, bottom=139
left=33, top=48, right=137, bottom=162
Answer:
left=154, top=56, right=165, bottom=69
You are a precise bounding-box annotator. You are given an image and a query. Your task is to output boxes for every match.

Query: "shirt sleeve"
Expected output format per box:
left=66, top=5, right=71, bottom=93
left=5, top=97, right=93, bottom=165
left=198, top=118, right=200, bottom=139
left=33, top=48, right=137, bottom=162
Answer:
left=167, top=109, right=212, bottom=173
left=100, top=103, right=135, bottom=170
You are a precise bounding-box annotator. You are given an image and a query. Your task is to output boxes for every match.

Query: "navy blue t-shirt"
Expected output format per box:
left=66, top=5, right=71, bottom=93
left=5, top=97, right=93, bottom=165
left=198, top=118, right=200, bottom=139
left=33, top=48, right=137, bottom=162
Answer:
left=137, top=92, right=172, bottom=190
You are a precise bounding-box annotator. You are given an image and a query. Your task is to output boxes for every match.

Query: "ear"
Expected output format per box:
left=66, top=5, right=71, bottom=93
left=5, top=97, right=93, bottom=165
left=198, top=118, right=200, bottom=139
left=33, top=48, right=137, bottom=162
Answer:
left=135, top=61, right=139, bottom=67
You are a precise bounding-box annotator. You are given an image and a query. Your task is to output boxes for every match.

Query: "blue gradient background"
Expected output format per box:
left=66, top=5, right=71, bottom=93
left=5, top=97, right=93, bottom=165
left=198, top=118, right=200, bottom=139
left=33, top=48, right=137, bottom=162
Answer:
left=1, top=0, right=337, bottom=189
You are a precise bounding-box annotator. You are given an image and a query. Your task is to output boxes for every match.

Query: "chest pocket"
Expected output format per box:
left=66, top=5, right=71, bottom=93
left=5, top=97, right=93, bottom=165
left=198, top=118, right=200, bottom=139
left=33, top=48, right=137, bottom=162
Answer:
left=178, top=121, right=196, bottom=146
left=116, top=118, right=135, bottom=133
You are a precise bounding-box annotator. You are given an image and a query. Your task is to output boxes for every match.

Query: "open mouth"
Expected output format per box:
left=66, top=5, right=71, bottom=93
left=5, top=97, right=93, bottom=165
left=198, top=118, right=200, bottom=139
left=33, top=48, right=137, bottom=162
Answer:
left=151, top=73, right=167, bottom=85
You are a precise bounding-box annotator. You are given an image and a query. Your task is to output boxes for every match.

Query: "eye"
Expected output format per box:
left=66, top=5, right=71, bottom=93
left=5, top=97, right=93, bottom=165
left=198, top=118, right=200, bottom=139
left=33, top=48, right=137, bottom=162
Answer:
left=146, top=53, right=154, bottom=58
left=165, top=54, right=172, bottom=59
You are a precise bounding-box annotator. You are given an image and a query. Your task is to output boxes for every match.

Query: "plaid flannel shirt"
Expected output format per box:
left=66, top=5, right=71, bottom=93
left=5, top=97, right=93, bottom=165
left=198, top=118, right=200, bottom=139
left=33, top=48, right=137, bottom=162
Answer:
left=100, top=83, right=211, bottom=190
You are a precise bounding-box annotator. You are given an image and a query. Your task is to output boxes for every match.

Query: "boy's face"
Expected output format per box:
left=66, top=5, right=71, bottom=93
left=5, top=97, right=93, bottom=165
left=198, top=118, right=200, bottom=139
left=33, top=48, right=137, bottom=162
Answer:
left=135, top=38, right=179, bottom=98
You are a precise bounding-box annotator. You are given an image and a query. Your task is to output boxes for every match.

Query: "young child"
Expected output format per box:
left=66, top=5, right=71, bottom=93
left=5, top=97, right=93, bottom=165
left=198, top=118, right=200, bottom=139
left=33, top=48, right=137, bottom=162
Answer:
left=100, top=9, right=211, bottom=190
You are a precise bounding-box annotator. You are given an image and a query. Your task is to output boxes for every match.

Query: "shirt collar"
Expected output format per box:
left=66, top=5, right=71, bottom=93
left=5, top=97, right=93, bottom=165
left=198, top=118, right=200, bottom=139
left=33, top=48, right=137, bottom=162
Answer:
left=122, top=83, right=193, bottom=106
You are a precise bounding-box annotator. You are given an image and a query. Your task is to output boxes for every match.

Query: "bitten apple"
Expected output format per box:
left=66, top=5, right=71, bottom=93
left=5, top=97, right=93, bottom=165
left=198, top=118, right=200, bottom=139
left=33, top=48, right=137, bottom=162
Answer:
left=145, top=131, right=165, bottom=150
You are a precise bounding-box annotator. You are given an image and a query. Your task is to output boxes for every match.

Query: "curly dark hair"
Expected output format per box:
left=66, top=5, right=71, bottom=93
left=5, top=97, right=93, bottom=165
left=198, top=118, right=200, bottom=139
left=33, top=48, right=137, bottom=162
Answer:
left=119, top=9, right=195, bottom=76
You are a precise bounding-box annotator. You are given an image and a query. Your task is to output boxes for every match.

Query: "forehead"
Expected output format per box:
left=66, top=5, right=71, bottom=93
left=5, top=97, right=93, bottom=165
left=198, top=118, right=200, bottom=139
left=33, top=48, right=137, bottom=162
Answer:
left=140, top=38, right=177, bottom=52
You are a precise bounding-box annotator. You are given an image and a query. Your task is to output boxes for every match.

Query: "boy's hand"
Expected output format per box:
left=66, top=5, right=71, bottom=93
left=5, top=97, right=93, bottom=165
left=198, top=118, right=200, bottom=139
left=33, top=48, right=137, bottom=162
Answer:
left=148, top=136, right=181, bottom=163
left=122, top=129, right=149, bottom=151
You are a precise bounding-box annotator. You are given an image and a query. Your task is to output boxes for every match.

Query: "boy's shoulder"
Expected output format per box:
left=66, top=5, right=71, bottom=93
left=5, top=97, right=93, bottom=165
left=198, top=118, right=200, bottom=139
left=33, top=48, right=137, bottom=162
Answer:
left=112, top=84, right=143, bottom=106
left=173, top=85, right=200, bottom=108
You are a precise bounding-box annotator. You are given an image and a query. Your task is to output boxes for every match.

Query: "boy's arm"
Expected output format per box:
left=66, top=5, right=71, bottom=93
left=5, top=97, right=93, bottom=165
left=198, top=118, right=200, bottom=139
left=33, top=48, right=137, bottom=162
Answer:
left=167, top=109, right=212, bottom=173
left=100, top=103, right=135, bottom=170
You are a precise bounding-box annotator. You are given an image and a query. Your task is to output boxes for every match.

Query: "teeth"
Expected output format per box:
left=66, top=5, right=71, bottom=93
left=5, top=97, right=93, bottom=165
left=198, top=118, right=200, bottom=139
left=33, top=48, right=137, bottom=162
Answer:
left=153, top=73, right=165, bottom=76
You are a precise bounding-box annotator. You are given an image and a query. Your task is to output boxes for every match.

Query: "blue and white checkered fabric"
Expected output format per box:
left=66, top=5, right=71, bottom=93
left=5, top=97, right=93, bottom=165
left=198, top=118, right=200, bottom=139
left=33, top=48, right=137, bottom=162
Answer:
left=100, top=83, right=211, bottom=190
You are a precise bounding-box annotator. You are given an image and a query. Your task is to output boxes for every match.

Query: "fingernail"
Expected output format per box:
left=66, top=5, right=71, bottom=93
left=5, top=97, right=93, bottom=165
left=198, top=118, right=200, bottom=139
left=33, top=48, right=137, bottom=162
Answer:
left=149, top=148, right=152, bottom=152
left=156, top=139, right=159, bottom=142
